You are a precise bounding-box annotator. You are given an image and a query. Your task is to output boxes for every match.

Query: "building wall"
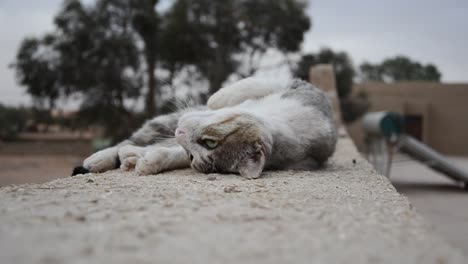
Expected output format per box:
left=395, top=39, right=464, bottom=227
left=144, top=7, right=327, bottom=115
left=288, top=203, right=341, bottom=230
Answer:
left=350, top=82, right=468, bottom=156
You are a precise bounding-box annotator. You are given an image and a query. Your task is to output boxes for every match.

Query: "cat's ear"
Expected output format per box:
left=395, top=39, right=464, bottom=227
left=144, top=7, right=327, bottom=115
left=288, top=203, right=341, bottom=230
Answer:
left=238, top=143, right=265, bottom=179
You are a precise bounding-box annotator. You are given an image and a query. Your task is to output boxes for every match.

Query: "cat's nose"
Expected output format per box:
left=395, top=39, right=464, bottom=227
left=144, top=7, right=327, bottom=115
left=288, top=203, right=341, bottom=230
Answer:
left=175, top=128, right=186, bottom=137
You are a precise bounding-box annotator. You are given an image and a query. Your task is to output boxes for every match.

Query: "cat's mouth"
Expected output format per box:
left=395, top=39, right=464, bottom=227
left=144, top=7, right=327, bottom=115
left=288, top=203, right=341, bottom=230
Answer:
left=191, top=162, right=215, bottom=174
left=187, top=152, right=217, bottom=174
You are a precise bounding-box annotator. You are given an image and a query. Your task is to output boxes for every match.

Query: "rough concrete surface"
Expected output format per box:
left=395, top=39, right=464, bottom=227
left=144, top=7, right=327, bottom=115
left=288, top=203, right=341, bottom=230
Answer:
left=0, top=137, right=465, bottom=264
left=391, top=155, right=468, bottom=253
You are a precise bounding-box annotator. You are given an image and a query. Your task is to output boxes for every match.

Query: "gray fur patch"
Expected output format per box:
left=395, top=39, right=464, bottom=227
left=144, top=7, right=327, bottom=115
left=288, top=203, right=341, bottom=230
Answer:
left=129, top=107, right=207, bottom=146
left=282, top=79, right=334, bottom=119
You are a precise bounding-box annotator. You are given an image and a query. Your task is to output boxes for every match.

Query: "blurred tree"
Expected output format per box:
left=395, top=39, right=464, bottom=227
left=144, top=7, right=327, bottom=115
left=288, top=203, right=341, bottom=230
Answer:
left=239, top=0, right=311, bottom=76
left=294, top=49, right=354, bottom=98
left=162, top=0, right=311, bottom=96
left=0, top=104, right=29, bottom=140
left=294, top=54, right=315, bottom=81
left=55, top=0, right=145, bottom=140
left=339, top=92, right=370, bottom=124
left=359, top=62, right=382, bottom=82
left=161, top=0, right=240, bottom=98
left=14, top=36, right=60, bottom=111
left=131, top=0, right=160, bottom=117
left=158, top=0, right=208, bottom=94
left=294, top=48, right=369, bottom=123
left=14, top=0, right=144, bottom=140
left=13, top=0, right=312, bottom=138
left=360, top=56, right=442, bottom=82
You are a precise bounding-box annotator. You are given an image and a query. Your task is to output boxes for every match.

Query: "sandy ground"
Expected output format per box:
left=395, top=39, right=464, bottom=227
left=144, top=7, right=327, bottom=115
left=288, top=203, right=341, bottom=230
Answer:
left=391, top=156, right=468, bottom=253
left=0, top=155, right=83, bottom=186
left=0, top=139, right=90, bottom=186
left=0, top=137, right=464, bottom=264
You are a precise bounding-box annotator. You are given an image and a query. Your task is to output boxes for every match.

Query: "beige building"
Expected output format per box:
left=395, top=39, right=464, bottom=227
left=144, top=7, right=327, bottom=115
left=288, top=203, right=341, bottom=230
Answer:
left=349, top=82, right=468, bottom=156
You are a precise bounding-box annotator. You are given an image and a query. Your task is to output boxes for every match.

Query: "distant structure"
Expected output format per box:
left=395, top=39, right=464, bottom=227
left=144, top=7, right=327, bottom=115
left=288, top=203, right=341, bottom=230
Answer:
left=309, top=64, right=342, bottom=128
left=349, top=82, right=468, bottom=156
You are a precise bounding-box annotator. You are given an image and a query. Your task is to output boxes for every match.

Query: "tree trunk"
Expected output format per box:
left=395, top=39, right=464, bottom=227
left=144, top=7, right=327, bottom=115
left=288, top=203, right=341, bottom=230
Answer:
left=208, top=75, right=224, bottom=98
left=207, top=48, right=229, bottom=98
left=145, top=59, right=157, bottom=117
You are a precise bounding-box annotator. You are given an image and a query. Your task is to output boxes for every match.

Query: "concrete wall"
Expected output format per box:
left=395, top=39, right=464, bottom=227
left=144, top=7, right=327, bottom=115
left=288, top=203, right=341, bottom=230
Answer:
left=1, top=136, right=465, bottom=264
left=351, top=82, right=468, bottom=156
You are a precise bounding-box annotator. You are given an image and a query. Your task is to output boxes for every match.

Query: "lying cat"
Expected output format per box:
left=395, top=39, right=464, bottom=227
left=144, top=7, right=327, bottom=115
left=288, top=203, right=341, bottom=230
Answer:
left=73, top=78, right=337, bottom=179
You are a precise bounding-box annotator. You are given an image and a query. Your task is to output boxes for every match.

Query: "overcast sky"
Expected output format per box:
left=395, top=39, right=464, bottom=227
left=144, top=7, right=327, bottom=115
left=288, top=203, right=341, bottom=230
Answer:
left=1, top=0, right=467, bottom=106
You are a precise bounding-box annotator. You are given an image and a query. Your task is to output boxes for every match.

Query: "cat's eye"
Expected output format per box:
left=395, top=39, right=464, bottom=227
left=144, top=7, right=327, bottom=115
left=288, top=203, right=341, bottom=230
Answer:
left=202, top=139, right=219, bottom=149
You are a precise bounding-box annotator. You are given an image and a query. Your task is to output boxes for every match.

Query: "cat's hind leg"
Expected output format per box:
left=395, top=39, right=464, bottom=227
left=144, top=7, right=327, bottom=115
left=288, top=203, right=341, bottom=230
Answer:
left=207, top=77, right=287, bottom=109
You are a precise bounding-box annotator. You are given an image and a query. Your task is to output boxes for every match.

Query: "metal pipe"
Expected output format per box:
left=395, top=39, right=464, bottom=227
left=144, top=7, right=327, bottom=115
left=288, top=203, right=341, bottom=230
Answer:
left=399, top=135, right=468, bottom=187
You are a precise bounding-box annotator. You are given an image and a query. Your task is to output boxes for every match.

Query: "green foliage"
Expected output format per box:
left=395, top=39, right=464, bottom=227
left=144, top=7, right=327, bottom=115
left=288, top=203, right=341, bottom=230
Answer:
left=131, top=0, right=160, bottom=116
left=55, top=0, right=144, bottom=138
left=162, top=0, right=311, bottom=95
left=339, top=91, right=370, bottom=124
left=13, top=0, right=144, bottom=139
left=53, top=0, right=143, bottom=99
left=360, top=56, right=442, bottom=82
left=14, top=37, right=60, bottom=110
left=30, top=108, right=54, bottom=129
left=293, top=48, right=369, bottom=124
left=13, top=0, right=311, bottom=139
left=0, top=105, right=29, bottom=140
left=294, top=48, right=355, bottom=98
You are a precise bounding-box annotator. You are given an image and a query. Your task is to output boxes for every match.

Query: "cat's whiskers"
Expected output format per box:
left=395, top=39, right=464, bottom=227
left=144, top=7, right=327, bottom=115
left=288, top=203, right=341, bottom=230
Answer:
left=156, top=78, right=194, bottom=113
left=152, top=136, right=175, bottom=140
left=166, top=96, right=191, bottom=113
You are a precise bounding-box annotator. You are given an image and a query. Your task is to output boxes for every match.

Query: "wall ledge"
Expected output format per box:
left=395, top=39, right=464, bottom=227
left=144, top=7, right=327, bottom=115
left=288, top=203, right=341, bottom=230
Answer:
left=0, top=134, right=464, bottom=263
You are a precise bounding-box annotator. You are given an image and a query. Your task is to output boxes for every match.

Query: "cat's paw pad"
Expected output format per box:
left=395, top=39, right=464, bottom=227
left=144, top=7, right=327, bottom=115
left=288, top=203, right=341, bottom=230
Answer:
left=135, top=148, right=171, bottom=176
left=83, top=147, right=118, bottom=173
left=120, top=156, right=139, bottom=171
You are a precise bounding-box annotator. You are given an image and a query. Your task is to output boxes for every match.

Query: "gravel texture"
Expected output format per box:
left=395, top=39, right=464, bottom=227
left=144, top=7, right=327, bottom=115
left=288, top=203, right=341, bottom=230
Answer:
left=0, top=137, right=465, bottom=264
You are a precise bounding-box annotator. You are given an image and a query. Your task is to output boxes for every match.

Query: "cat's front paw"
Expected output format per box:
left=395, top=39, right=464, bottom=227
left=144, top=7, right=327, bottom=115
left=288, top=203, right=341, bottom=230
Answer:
left=83, top=147, right=119, bottom=173
left=120, top=156, right=139, bottom=171
left=118, top=145, right=146, bottom=171
left=135, top=148, right=172, bottom=176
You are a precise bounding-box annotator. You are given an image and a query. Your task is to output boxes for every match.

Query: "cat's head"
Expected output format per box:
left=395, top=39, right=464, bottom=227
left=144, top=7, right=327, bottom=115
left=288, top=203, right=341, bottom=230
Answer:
left=175, top=110, right=272, bottom=179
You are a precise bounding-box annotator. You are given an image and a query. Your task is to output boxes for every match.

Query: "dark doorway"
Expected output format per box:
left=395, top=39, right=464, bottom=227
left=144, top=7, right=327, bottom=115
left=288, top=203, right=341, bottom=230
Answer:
left=404, top=115, right=423, bottom=141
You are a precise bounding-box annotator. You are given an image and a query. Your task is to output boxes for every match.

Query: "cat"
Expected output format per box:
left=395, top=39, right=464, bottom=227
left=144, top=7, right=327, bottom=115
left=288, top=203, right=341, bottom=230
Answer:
left=72, top=78, right=337, bottom=179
